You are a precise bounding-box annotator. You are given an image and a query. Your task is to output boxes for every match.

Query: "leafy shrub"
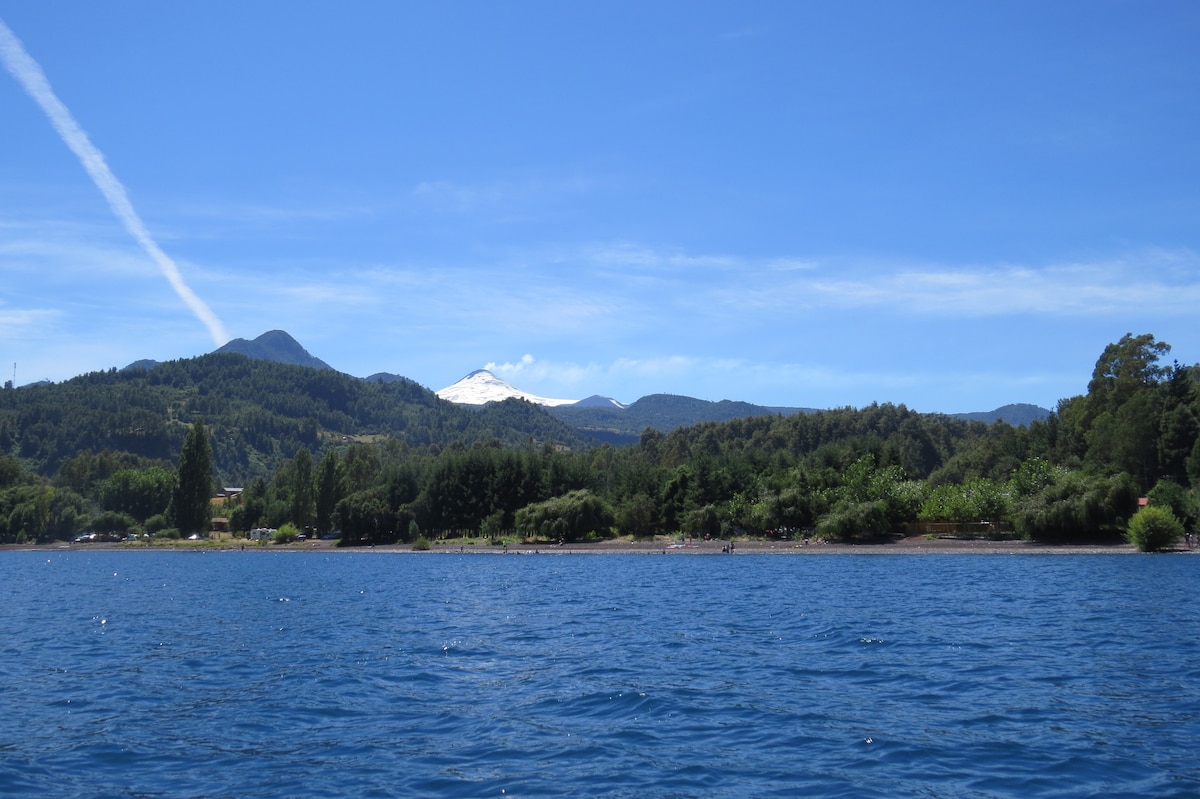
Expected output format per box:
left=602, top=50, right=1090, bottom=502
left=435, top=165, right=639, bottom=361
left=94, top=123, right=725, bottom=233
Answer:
left=1011, top=471, right=1139, bottom=542
left=1125, top=506, right=1183, bottom=552
left=412, top=536, right=431, bottom=551
left=273, top=522, right=301, bottom=544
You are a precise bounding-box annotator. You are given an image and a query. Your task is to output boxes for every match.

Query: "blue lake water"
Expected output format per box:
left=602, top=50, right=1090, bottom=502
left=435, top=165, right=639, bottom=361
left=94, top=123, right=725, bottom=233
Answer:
left=1, top=550, right=1197, bottom=798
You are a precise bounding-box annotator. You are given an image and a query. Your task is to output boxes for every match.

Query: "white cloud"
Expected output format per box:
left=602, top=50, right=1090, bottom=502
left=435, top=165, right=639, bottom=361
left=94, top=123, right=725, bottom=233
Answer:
left=485, top=353, right=536, bottom=374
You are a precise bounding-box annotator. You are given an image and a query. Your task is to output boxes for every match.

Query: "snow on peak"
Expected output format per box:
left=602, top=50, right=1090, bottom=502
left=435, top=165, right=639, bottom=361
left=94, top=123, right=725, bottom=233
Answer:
left=436, top=369, right=579, bottom=407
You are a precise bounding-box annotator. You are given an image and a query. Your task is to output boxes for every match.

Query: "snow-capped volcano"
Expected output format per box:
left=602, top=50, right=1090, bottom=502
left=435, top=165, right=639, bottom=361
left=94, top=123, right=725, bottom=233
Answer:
left=436, top=369, right=580, bottom=407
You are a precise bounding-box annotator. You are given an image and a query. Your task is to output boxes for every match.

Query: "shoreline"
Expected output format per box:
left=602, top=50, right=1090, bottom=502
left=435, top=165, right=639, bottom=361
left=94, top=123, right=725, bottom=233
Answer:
left=2, top=535, right=1187, bottom=555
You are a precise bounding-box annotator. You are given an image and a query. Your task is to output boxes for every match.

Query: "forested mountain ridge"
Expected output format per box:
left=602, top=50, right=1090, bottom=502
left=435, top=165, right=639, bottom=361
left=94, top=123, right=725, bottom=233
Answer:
left=0, top=353, right=594, bottom=483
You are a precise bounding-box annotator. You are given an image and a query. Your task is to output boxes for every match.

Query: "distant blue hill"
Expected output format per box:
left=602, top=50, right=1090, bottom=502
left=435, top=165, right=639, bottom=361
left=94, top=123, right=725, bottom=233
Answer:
left=549, top=394, right=1051, bottom=445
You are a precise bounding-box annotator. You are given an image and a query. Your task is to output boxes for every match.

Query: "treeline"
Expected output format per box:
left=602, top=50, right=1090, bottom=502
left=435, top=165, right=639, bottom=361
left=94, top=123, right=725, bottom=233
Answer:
left=1, top=334, right=1197, bottom=549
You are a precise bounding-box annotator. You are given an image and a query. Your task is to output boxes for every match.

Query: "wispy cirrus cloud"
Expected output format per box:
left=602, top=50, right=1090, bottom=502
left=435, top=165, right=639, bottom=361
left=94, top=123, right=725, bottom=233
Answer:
left=199, top=242, right=1200, bottom=366
left=0, top=230, right=161, bottom=282
left=551, top=242, right=1200, bottom=320
left=698, top=249, right=1200, bottom=318
left=0, top=306, right=60, bottom=338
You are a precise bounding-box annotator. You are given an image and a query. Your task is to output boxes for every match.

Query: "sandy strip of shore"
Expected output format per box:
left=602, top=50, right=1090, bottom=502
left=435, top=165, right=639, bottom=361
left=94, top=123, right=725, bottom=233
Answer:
left=440, top=537, right=1150, bottom=555
left=6, top=535, right=1190, bottom=554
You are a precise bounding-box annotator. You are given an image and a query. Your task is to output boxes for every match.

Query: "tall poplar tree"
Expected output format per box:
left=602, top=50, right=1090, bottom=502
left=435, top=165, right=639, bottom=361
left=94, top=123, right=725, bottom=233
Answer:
left=172, top=416, right=214, bottom=535
left=290, top=447, right=315, bottom=530
left=315, top=449, right=342, bottom=535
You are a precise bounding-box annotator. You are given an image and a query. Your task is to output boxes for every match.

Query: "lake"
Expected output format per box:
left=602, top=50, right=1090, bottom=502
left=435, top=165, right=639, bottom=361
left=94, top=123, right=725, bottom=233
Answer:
left=1, top=550, right=1197, bottom=798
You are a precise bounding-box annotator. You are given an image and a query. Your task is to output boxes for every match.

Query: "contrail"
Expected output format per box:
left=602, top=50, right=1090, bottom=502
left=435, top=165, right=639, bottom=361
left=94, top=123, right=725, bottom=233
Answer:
left=0, top=17, right=229, bottom=346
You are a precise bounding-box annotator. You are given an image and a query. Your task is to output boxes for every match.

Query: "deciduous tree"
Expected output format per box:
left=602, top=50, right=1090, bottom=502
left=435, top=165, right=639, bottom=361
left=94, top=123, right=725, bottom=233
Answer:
left=1125, top=506, right=1183, bottom=552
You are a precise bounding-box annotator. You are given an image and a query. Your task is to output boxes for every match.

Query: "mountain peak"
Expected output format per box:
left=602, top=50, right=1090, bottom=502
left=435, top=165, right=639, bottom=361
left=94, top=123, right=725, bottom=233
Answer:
left=214, top=330, right=333, bottom=370
left=436, top=369, right=578, bottom=407
left=573, top=394, right=628, bottom=409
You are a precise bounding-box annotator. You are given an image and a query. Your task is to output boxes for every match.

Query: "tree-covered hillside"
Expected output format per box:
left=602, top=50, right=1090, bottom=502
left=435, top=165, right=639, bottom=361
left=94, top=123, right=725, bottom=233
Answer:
left=0, top=353, right=594, bottom=483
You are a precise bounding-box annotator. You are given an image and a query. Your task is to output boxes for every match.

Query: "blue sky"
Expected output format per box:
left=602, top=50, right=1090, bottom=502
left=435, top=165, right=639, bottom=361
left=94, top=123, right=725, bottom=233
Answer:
left=2, top=2, right=1198, bottom=413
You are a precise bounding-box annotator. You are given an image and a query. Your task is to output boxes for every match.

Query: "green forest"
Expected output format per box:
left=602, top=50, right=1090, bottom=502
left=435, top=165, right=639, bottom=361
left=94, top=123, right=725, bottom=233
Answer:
left=1, top=333, right=1197, bottom=551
